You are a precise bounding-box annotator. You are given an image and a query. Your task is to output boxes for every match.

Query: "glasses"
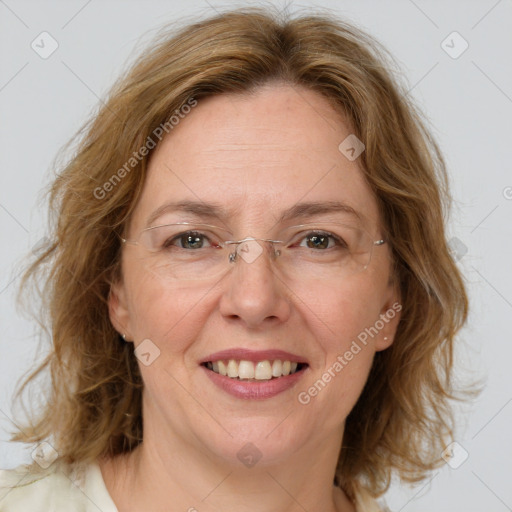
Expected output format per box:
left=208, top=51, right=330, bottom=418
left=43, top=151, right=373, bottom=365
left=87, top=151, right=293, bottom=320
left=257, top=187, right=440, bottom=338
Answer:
left=120, top=222, right=386, bottom=281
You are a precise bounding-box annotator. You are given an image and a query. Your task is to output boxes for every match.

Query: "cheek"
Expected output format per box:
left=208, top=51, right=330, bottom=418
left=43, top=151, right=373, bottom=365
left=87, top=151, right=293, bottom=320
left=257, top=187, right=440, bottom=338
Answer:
left=301, top=277, right=386, bottom=352
left=304, top=275, right=389, bottom=413
left=297, top=282, right=380, bottom=425
left=124, top=262, right=212, bottom=354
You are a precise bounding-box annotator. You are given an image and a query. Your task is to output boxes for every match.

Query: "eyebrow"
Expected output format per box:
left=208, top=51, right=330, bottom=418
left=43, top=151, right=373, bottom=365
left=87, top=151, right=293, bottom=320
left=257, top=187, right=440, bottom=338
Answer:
left=277, top=201, right=361, bottom=224
left=145, top=199, right=361, bottom=229
left=145, top=200, right=234, bottom=228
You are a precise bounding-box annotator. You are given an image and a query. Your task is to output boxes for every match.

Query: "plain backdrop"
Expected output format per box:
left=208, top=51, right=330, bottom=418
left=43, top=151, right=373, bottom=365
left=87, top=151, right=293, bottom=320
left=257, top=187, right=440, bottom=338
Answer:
left=1, top=1, right=511, bottom=511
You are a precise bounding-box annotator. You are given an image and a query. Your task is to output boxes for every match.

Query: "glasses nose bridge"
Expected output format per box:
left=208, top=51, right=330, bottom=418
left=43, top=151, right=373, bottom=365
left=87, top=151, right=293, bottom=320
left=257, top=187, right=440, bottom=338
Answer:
left=225, top=236, right=284, bottom=265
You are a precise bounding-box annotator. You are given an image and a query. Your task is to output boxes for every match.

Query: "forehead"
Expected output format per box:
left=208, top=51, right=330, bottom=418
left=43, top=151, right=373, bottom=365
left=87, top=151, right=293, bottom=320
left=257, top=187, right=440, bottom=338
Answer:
left=131, top=84, right=381, bottom=233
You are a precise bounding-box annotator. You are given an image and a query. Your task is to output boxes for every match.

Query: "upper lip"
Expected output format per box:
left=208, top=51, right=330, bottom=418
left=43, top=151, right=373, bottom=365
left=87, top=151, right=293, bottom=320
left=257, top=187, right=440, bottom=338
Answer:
left=200, top=348, right=308, bottom=364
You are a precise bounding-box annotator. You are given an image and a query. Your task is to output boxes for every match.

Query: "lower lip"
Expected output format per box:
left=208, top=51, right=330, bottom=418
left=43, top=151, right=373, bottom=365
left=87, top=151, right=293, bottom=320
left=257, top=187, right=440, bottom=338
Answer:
left=202, top=365, right=307, bottom=400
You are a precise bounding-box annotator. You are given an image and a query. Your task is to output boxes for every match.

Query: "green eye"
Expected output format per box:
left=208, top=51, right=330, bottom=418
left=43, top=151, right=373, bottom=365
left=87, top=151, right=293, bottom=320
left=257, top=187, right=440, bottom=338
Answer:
left=177, top=232, right=207, bottom=249
left=162, top=231, right=214, bottom=250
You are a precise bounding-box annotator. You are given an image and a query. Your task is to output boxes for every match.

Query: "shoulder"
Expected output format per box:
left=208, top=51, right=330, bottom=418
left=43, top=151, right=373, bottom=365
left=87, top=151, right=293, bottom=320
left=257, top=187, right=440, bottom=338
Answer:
left=0, top=462, right=87, bottom=511
left=0, top=460, right=118, bottom=512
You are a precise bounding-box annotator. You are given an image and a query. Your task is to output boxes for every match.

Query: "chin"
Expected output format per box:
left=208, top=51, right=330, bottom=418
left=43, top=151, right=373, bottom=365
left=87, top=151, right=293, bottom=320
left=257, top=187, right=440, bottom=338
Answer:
left=190, top=411, right=315, bottom=468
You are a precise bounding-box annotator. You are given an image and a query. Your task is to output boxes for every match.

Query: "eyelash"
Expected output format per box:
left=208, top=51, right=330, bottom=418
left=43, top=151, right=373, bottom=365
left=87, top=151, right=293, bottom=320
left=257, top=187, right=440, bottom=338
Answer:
left=295, top=230, right=348, bottom=250
left=164, top=231, right=217, bottom=249
left=165, top=230, right=347, bottom=250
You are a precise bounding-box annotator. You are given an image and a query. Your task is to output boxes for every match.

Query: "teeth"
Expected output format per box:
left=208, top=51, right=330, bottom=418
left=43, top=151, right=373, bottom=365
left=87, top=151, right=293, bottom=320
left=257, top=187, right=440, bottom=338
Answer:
left=238, top=360, right=255, bottom=379
left=227, top=360, right=238, bottom=378
left=271, top=360, right=282, bottom=377
left=207, top=359, right=303, bottom=380
left=255, top=361, right=272, bottom=380
left=218, top=360, right=227, bottom=376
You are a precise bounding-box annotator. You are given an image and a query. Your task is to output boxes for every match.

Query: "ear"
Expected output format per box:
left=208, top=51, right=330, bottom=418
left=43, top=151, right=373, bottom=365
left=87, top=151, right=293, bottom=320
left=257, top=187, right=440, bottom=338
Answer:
left=374, top=281, right=402, bottom=352
left=108, top=278, right=133, bottom=342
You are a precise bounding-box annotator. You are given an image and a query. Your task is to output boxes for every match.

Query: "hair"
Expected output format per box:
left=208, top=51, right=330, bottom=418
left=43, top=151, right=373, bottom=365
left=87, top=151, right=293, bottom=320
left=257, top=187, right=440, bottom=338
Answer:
left=12, top=6, right=468, bottom=500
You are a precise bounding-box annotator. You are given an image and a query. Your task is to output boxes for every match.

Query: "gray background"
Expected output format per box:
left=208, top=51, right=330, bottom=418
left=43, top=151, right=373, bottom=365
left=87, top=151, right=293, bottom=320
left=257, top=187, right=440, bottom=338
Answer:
left=1, top=0, right=511, bottom=510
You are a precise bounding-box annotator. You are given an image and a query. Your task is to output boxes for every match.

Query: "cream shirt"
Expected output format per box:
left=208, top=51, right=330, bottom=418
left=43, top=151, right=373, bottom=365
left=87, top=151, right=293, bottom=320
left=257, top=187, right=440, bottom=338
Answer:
left=0, top=461, right=387, bottom=511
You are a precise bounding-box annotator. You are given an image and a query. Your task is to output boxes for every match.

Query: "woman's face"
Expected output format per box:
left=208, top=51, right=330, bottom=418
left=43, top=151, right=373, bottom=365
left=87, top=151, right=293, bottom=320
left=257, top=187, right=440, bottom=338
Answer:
left=109, top=83, right=400, bottom=467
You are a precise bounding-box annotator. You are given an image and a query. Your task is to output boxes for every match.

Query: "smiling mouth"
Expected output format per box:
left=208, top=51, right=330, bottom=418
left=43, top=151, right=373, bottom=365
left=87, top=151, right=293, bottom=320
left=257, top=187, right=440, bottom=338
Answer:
left=202, top=359, right=308, bottom=381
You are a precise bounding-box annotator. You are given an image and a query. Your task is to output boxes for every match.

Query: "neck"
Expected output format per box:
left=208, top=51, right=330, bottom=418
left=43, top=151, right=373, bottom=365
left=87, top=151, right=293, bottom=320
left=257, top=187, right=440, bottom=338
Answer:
left=100, top=421, right=355, bottom=512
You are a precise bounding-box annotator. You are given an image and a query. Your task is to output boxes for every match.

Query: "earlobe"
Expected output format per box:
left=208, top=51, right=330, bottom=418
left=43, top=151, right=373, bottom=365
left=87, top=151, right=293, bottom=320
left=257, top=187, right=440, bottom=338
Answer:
left=108, top=280, right=132, bottom=341
left=375, top=288, right=402, bottom=352
left=376, top=333, right=394, bottom=351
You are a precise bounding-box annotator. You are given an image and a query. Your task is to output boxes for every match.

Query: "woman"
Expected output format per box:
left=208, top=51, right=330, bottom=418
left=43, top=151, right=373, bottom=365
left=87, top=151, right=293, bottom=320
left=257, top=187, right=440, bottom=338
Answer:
left=0, top=8, right=468, bottom=512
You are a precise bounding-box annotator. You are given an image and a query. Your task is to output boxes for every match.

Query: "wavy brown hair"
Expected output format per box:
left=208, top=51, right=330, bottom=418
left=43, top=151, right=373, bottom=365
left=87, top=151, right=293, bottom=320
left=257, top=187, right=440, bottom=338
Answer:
left=12, top=7, right=468, bottom=499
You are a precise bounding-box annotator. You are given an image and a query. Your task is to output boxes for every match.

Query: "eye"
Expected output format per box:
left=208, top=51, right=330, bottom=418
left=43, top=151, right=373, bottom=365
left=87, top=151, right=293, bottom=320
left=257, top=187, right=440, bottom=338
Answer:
left=297, top=231, right=347, bottom=250
left=165, top=231, right=214, bottom=250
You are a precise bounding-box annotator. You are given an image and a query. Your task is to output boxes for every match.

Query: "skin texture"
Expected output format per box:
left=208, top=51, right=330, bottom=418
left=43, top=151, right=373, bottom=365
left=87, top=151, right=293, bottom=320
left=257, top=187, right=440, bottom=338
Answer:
left=105, top=83, right=401, bottom=512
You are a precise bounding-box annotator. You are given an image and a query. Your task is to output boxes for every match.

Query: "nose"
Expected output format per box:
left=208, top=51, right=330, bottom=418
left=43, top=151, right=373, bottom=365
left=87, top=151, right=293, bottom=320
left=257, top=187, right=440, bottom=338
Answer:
left=218, top=239, right=291, bottom=329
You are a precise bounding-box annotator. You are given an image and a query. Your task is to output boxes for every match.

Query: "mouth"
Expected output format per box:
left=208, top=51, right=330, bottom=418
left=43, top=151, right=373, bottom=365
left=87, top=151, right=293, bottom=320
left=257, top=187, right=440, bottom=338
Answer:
left=199, top=349, right=309, bottom=399
left=202, top=359, right=308, bottom=381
